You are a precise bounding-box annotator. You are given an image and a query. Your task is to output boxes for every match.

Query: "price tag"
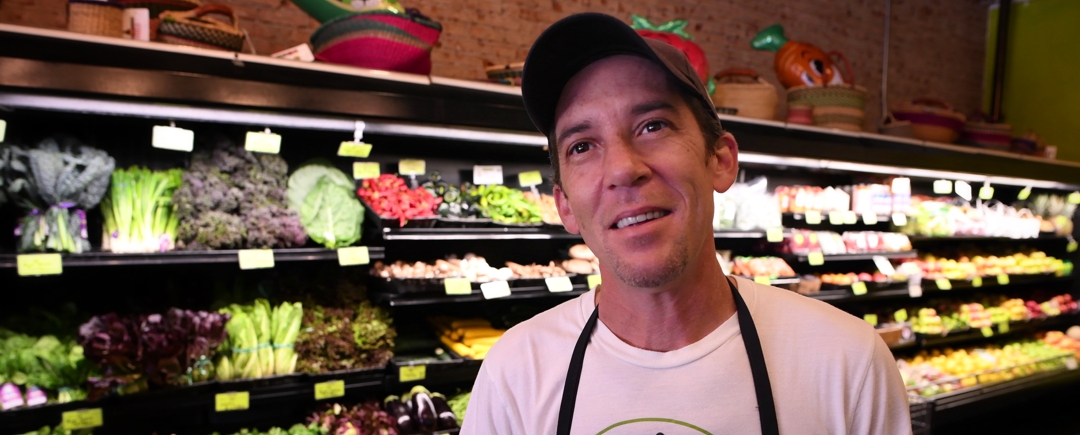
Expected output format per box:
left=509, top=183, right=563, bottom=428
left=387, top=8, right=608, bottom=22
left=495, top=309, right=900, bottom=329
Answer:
left=1069, top=192, right=1080, bottom=205
left=238, top=249, right=274, bottom=270
left=587, top=274, right=602, bottom=289
left=480, top=281, right=511, bottom=299
left=62, top=408, right=103, bottom=430
left=864, top=314, right=878, bottom=326
left=851, top=281, right=868, bottom=295
left=933, top=180, right=952, bottom=195
left=245, top=131, right=281, bottom=154
left=545, top=276, right=574, bottom=292
left=399, top=159, right=426, bottom=176
left=518, top=170, right=544, bottom=187
left=338, top=141, right=372, bottom=158
left=0, top=119, right=6, bottom=142
left=807, top=252, right=825, bottom=266
left=997, top=274, right=1010, bottom=285
left=892, top=213, right=907, bottom=226
left=1018, top=186, right=1032, bottom=200
left=980, top=327, right=993, bottom=338
left=766, top=227, right=784, bottom=243
left=399, top=365, right=426, bottom=382
left=353, top=162, right=381, bottom=180
left=151, top=125, right=194, bottom=152
left=337, top=246, right=370, bottom=266
left=805, top=211, right=822, bottom=225
left=1067, top=356, right=1078, bottom=371
left=972, top=276, right=983, bottom=288
left=828, top=211, right=844, bottom=225
left=979, top=185, right=994, bottom=200
left=314, top=380, right=345, bottom=400
left=473, top=165, right=504, bottom=185
left=955, top=181, right=972, bottom=201
left=16, top=253, right=62, bottom=277
left=894, top=309, right=908, bottom=323
left=444, top=278, right=472, bottom=295
left=872, top=256, right=896, bottom=276
left=215, top=392, right=250, bottom=412
left=862, top=213, right=878, bottom=225
left=998, top=322, right=1009, bottom=334
left=843, top=211, right=858, bottom=225
left=935, top=278, right=952, bottom=290
left=754, top=276, right=772, bottom=285
left=1068, top=240, right=1078, bottom=253
left=908, top=280, right=923, bottom=298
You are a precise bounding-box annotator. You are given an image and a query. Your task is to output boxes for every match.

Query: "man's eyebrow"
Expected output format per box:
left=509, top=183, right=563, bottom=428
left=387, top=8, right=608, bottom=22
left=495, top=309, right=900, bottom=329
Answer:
left=555, top=121, right=593, bottom=147
left=630, top=100, right=677, bottom=117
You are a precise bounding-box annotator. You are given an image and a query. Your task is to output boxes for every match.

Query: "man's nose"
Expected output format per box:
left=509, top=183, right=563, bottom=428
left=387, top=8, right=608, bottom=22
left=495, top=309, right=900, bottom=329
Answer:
left=603, top=138, right=650, bottom=189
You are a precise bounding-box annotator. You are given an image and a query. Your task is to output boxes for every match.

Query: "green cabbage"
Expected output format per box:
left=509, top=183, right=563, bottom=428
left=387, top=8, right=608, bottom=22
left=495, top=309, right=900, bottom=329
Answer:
left=300, top=177, right=364, bottom=249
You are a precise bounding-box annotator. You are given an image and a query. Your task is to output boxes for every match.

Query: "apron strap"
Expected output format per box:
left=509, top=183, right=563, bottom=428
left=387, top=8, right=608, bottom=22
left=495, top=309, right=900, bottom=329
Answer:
left=729, top=277, right=780, bottom=435
left=556, top=303, right=600, bottom=435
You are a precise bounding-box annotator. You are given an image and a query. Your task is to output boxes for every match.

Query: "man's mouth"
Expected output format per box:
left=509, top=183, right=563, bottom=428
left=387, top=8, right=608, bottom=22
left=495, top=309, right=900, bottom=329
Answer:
left=612, top=210, right=671, bottom=229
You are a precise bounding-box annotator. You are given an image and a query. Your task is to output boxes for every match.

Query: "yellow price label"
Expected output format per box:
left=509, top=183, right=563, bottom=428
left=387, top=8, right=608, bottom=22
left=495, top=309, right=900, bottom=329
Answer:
left=862, top=213, right=878, bottom=225
left=933, top=180, right=952, bottom=195
left=1018, top=186, right=1032, bottom=200
left=353, top=162, right=381, bottom=180
left=545, top=276, right=574, bottom=293
left=1068, top=241, right=1078, bottom=253
left=587, top=274, right=602, bottom=289
left=804, top=211, right=822, bottom=225
left=754, top=276, right=771, bottom=285
left=972, top=276, right=983, bottom=288
left=151, top=125, right=194, bottom=152
left=62, top=408, right=103, bottom=430
left=980, top=327, right=994, bottom=338
left=444, top=278, right=472, bottom=295
left=17, top=253, right=62, bottom=277
left=238, top=249, right=274, bottom=270
left=338, top=141, right=372, bottom=158
left=399, top=365, right=426, bottom=382
left=997, top=274, right=1010, bottom=285
left=851, top=281, right=868, bottom=296
left=398, top=159, right=425, bottom=176
left=807, top=252, right=825, bottom=266
left=979, top=186, right=994, bottom=200
left=314, top=380, right=345, bottom=400
left=1069, top=191, right=1080, bottom=205
left=215, top=391, right=250, bottom=412
left=864, top=314, right=878, bottom=326
left=244, top=131, right=282, bottom=154
left=935, top=278, right=952, bottom=290
left=998, top=322, right=1010, bottom=334
left=765, top=227, right=784, bottom=243
left=828, top=211, right=843, bottom=225
left=843, top=211, right=858, bottom=225
left=337, top=246, right=370, bottom=266
left=894, top=309, right=908, bottom=323
left=518, top=170, right=544, bottom=187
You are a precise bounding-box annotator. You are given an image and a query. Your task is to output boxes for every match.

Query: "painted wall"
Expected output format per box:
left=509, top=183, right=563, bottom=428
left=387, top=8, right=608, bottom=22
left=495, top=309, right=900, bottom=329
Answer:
left=985, top=0, right=1080, bottom=163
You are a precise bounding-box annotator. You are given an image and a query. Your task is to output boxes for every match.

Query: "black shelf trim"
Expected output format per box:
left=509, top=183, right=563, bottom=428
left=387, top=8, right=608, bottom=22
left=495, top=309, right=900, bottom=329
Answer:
left=0, top=247, right=385, bottom=268
left=790, top=250, right=918, bottom=263
left=373, top=285, right=588, bottom=307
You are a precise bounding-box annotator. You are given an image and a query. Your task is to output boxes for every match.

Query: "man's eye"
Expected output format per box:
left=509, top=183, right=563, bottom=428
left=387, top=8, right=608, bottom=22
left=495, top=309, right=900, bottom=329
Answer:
left=569, top=142, right=592, bottom=155
left=641, top=121, right=667, bottom=134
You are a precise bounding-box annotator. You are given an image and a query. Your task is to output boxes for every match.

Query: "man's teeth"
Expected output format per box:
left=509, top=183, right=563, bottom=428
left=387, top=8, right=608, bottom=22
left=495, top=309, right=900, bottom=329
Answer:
left=616, top=211, right=666, bottom=229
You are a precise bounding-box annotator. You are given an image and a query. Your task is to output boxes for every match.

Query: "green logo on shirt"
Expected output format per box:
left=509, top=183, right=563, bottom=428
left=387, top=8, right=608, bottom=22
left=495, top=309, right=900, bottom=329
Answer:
left=597, top=418, right=713, bottom=435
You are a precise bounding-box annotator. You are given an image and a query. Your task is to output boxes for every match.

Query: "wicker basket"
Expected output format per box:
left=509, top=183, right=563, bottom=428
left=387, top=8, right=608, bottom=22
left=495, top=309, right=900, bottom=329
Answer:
left=118, top=0, right=199, bottom=17
left=69, top=0, right=124, bottom=38
left=311, top=9, right=442, bottom=75
left=484, top=61, right=524, bottom=86
left=711, top=69, right=778, bottom=120
left=813, top=106, right=864, bottom=132
left=157, top=4, right=245, bottom=52
left=785, top=51, right=866, bottom=131
left=892, top=98, right=966, bottom=143
left=880, top=113, right=916, bottom=138
left=961, top=120, right=1012, bottom=151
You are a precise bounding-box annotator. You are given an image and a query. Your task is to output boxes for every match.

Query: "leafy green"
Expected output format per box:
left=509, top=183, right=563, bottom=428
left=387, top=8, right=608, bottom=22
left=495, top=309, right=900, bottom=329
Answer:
left=271, top=302, right=303, bottom=376
left=218, top=308, right=262, bottom=380
left=286, top=159, right=353, bottom=211
left=0, top=329, right=93, bottom=399
left=300, top=177, right=364, bottom=248
left=101, top=167, right=183, bottom=253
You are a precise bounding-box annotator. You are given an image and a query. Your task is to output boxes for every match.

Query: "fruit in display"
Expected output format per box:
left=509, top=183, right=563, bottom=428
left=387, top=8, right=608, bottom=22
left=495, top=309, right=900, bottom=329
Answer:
left=911, top=250, right=1068, bottom=280
left=959, top=303, right=991, bottom=329
left=912, top=308, right=943, bottom=335
left=1001, top=299, right=1028, bottom=322
left=899, top=339, right=1071, bottom=396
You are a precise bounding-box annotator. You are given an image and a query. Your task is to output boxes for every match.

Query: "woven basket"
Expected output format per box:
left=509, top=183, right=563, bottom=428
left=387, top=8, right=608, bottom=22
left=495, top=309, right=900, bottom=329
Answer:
left=961, top=120, right=1012, bottom=151
left=711, top=69, right=778, bottom=120
left=311, top=9, right=442, bottom=75
left=892, top=98, right=966, bottom=143
left=69, top=0, right=124, bottom=38
left=813, top=106, right=864, bottom=132
left=880, top=113, right=916, bottom=138
left=118, top=0, right=198, bottom=18
left=784, top=52, right=866, bottom=131
left=157, top=4, right=245, bottom=52
left=484, top=61, right=524, bottom=86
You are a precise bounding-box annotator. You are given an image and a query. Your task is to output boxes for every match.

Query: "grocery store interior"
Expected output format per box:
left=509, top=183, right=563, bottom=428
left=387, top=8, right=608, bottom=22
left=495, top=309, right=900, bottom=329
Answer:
left=1, top=0, right=1079, bottom=433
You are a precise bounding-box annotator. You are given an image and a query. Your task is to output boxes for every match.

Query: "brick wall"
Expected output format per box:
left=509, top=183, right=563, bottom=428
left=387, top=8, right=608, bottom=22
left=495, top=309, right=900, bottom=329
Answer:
left=0, top=0, right=991, bottom=128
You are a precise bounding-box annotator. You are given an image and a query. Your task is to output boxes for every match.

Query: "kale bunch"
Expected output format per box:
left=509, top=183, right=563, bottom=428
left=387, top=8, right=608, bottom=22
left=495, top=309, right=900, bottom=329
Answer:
left=173, top=138, right=305, bottom=250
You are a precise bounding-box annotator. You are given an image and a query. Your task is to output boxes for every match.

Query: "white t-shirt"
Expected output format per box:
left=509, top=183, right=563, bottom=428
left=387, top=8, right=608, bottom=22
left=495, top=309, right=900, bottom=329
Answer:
left=460, top=277, right=911, bottom=435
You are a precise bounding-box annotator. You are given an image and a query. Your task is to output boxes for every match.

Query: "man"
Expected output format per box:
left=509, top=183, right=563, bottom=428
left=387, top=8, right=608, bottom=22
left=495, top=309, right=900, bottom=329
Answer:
left=461, top=12, right=911, bottom=435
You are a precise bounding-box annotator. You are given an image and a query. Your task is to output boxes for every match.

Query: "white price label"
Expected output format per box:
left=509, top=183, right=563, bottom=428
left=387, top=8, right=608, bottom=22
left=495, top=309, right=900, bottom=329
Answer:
left=872, top=256, right=896, bottom=276
left=545, top=276, right=574, bottom=293
left=473, top=165, right=504, bottom=185
left=955, top=181, right=972, bottom=201
left=0, top=119, right=8, bottom=142
left=862, top=213, right=878, bottom=225
left=1066, top=356, right=1078, bottom=371
left=245, top=131, right=282, bottom=154
left=480, top=281, right=511, bottom=299
left=152, top=125, right=194, bottom=152
left=908, top=280, right=923, bottom=298
left=892, top=213, right=907, bottom=226
left=933, top=180, right=952, bottom=195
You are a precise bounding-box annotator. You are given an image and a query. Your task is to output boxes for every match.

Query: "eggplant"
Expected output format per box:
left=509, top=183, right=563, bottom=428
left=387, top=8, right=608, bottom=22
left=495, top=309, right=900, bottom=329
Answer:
left=430, top=392, right=460, bottom=429
left=384, top=395, right=416, bottom=433
left=409, top=385, right=438, bottom=432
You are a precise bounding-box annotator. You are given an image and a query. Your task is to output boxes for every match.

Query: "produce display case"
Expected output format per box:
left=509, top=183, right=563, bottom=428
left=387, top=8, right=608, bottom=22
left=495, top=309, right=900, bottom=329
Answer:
left=0, top=23, right=1077, bottom=435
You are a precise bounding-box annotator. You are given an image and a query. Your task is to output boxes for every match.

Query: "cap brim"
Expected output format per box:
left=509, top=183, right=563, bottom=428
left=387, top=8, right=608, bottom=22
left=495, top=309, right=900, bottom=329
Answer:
left=522, top=13, right=668, bottom=136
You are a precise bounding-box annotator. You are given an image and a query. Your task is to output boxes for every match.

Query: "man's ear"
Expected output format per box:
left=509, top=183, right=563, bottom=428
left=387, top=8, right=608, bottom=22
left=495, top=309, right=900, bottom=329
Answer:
left=711, top=132, right=740, bottom=193
left=553, top=184, right=580, bottom=234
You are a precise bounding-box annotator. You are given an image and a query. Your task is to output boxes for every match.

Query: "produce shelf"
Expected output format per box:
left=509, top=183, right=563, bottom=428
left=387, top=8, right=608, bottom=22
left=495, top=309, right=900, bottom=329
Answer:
left=371, top=285, right=588, bottom=307
left=380, top=227, right=767, bottom=241
left=0, top=247, right=385, bottom=268
left=915, top=314, right=1080, bottom=349
left=808, top=284, right=912, bottom=303
left=788, top=250, right=918, bottom=263
left=908, top=234, right=1071, bottom=243
left=929, top=362, right=1080, bottom=413
left=811, top=275, right=1075, bottom=304
left=920, top=274, right=1073, bottom=292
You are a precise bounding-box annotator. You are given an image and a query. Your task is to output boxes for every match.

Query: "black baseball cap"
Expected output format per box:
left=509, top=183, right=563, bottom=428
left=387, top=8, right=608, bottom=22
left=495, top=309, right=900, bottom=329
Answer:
left=521, top=12, right=720, bottom=138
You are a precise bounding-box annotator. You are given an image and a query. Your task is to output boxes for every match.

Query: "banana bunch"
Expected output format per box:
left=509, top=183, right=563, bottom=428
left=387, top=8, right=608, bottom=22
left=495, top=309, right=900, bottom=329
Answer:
left=429, top=317, right=505, bottom=360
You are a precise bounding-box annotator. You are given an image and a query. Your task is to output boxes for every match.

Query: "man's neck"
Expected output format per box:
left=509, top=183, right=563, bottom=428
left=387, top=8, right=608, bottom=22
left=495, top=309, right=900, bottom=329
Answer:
left=595, top=256, right=736, bottom=352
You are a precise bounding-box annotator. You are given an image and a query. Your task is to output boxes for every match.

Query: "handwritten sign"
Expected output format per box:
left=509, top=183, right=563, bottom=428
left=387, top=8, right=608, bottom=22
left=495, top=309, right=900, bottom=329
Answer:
left=152, top=125, right=194, bottom=152
left=480, top=281, right=511, bottom=299
left=864, top=314, right=878, bottom=326
left=545, top=276, right=573, bottom=292
left=766, top=227, right=784, bottom=243
left=851, top=281, right=868, bottom=296
left=62, top=409, right=103, bottom=430
left=804, top=211, right=822, bottom=225
left=215, top=392, right=250, bottom=412
left=16, top=253, right=62, bottom=277
left=894, top=309, right=908, bottom=323
left=398, top=159, right=425, bottom=176
left=314, top=380, right=345, bottom=400
left=238, top=249, right=274, bottom=270
left=587, top=274, right=602, bottom=289
left=337, top=141, right=372, bottom=158
left=997, top=274, right=1010, bottom=285
left=807, top=252, right=825, bottom=266
left=399, top=365, right=426, bottom=382
left=337, top=246, right=370, bottom=266
left=245, top=131, right=281, bottom=154
left=444, top=278, right=472, bottom=295
left=473, top=165, right=504, bottom=185
left=518, top=171, right=544, bottom=187
left=353, top=162, right=381, bottom=180
left=935, top=278, right=952, bottom=290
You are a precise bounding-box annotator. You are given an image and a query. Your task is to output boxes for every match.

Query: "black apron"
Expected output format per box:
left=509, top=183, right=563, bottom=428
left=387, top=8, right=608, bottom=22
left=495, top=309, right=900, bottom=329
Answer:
left=555, top=277, right=780, bottom=435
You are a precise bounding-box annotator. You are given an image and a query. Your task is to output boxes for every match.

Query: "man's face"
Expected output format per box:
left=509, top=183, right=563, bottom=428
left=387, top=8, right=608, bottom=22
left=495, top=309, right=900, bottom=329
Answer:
left=552, top=55, right=738, bottom=289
